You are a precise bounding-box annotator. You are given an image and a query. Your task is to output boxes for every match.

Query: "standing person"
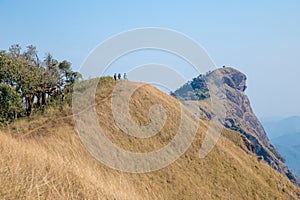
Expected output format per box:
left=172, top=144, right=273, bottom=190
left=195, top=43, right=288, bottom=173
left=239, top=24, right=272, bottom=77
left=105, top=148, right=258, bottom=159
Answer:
left=118, top=73, right=121, bottom=80
left=113, top=73, right=117, bottom=81
left=123, top=73, right=128, bottom=80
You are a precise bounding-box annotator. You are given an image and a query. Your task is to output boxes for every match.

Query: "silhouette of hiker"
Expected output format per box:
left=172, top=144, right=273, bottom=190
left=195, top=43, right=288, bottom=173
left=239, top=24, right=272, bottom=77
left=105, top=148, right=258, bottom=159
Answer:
left=114, top=73, right=117, bottom=81
left=118, top=73, right=121, bottom=80
left=123, top=73, right=127, bottom=80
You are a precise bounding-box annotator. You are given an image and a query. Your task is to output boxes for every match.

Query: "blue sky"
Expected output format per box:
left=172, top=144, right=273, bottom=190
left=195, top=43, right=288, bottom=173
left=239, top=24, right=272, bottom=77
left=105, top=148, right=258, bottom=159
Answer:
left=1, top=0, right=300, bottom=117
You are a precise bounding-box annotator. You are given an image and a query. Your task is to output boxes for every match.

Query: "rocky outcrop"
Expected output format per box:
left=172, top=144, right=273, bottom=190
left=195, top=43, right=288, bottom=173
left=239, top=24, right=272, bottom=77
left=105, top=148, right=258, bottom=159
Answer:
left=174, top=67, right=300, bottom=187
left=215, top=67, right=300, bottom=186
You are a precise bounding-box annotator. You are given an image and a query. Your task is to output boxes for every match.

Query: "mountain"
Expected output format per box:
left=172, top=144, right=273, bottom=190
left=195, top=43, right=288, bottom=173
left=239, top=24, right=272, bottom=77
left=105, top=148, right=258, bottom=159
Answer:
left=271, top=132, right=300, bottom=178
left=262, top=116, right=300, bottom=139
left=172, top=67, right=300, bottom=187
left=1, top=77, right=300, bottom=199
left=261, top=117, right=300, bottom=178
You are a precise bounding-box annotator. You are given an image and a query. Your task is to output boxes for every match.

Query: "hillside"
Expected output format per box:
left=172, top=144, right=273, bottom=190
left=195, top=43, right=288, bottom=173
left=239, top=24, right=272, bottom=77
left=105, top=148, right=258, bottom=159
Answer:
left=172, top=67, right=300, bottom=186
left=1, top=77, right=300, bottom=199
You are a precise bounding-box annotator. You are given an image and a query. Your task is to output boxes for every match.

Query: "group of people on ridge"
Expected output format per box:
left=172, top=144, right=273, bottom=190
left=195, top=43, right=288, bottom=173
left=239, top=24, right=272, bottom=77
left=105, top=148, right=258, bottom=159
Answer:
left=114, top=73, right=127, bottom=81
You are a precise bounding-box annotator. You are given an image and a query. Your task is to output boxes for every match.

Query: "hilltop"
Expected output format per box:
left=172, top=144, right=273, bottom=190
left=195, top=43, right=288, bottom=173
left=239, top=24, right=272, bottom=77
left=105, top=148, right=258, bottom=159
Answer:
left=1, top=76, right=300, bottom=199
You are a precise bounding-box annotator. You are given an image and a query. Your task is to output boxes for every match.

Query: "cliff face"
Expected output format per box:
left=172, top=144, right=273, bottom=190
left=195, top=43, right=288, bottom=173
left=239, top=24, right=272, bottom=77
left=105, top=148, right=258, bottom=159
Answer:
left=219, top=67, right=299, bottom=186
left=174, top=67, right=300, bottom=187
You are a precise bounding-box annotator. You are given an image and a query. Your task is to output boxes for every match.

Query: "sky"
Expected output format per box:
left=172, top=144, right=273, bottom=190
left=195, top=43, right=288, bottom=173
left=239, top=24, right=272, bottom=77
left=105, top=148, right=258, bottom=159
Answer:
left=1, top=0, right=300, bottom=118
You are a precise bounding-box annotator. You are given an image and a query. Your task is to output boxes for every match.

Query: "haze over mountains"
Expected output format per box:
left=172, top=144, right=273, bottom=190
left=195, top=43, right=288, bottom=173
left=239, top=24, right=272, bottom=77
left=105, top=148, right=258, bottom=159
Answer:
left=262, top=116, right=300, bottom=139
left=262, top=117, right=300, bottom=178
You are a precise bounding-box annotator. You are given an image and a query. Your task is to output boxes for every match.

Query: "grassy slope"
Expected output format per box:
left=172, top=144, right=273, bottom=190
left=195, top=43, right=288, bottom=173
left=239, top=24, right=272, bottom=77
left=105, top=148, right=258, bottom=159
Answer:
left=0, top=77, right=300, bottom=199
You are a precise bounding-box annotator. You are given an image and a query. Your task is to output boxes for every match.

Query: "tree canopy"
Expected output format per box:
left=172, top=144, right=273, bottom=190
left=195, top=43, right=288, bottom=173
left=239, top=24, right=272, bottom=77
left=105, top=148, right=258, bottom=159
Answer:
left=0, top=44, right=81, bottom=125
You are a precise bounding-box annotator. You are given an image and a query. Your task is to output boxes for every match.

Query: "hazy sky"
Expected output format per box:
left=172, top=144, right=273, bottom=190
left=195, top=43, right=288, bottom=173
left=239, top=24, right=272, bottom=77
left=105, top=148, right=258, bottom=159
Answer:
left=1, top=0, right=299, bottom=118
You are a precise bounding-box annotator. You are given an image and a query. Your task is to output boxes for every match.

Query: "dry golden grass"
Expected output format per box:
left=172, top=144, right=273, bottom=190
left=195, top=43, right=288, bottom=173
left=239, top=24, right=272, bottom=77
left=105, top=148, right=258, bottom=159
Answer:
left=1, top=76, right=300, bottom=199
left=0, top=116, right=148, bottom=199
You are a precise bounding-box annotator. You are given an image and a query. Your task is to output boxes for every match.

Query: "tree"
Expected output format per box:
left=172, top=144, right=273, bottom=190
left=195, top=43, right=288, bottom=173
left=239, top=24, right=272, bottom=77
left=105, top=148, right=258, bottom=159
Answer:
left=67, top=71, right=82, bottom=84
left=24, top=45, right=40, bottom=66
left=0, top=84, right=22, bottom=125
left=8, top=44, right=21, bottom=58
left=0, top=44, right=81, bottom=121
left=59, top=60, right=71, bottom=81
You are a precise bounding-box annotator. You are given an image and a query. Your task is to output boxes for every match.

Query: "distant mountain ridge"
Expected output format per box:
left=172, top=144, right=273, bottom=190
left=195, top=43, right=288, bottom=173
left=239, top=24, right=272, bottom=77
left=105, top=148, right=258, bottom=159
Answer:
left=272, top=132, right=300, bottom=178
left=262, top=116, right=300, bottom=139
left=172, top=67, right=300, bottom=187
left=262, top=116, right=300, bottom=178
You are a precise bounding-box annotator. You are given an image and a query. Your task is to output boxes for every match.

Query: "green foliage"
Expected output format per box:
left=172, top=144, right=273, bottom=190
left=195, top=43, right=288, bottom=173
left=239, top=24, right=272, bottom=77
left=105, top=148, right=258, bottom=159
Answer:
left=0, top=85, right=22, bottom=126
left=171, top=75, right=210, bottom=101
left=0, top=44, right=82, bottom=124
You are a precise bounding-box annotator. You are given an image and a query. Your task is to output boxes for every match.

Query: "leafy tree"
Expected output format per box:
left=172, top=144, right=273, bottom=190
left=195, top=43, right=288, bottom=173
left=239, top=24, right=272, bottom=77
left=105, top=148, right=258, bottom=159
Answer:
left=0, top=84, right=22, bottom=125
left=0, top=44, right=81, bottom=123
left=172, top=74, right=210, bottom=101
left=59, top=60, right=71, bottom=81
